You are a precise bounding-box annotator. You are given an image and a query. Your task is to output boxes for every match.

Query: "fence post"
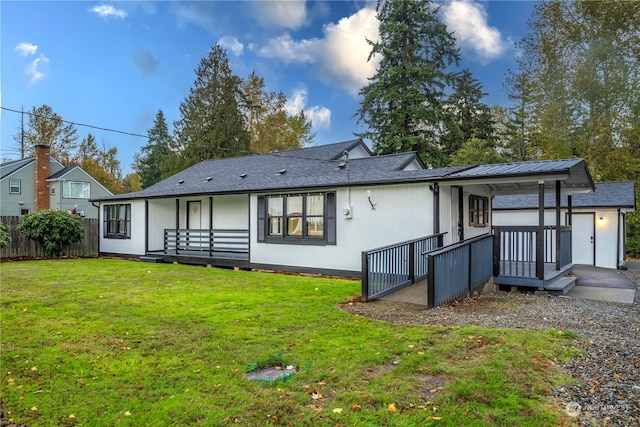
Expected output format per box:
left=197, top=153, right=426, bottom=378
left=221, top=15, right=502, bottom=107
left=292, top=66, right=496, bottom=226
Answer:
left=361, top=251, right=369, bottom=302
left=408, top=241, right=415, bottom=284
left=427, top=254, right=435, bottom=308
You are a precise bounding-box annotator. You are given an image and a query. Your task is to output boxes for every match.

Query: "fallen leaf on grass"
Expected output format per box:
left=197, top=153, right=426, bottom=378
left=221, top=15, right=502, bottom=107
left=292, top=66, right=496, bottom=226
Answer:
left=351, top=403, right=361, bottom=411
left=332, top=408, right=342, bottom=414
left=30, top=407, right=37, bottom=411
left=388, top=403, right=397, bottom=412
left=427, top=416, right=442, bottom=420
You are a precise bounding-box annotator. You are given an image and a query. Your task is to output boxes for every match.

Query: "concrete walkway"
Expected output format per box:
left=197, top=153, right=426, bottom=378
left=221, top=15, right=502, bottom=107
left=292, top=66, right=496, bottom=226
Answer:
left=566, top=264, right=637, bottom=304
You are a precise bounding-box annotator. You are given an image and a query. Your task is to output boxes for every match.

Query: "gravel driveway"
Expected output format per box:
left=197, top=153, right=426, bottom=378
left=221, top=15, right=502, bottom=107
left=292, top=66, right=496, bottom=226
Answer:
left=341, top=271, right=639, bottom=426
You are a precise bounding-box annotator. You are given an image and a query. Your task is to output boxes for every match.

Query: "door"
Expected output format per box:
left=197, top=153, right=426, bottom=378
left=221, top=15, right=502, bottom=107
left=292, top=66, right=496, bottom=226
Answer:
left=187, top=201, right=203, bottom=249
left=450, top=187, right=463, bottom=243
left=571, top=212, right=595, bottom=265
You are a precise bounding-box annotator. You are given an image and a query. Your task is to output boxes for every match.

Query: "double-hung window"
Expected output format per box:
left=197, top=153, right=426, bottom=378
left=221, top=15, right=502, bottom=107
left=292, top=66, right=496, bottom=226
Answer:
left=63, top=181, right=90, bottom=199
left=258, top=192, right=336, bottom=245
left=469, top=195, right=489, bottom=227
left=9, top=179, right=21, bottom=194
left=104, top=204, right=131, bottom=239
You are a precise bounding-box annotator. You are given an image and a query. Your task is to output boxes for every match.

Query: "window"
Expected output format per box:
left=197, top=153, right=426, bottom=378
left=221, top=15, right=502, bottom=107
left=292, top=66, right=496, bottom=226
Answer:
left=104, top=204, right=131, bottom=239
left=20, top=208, right=30, bottom=216
left=469, top=195, right=489, bottom=227
left=9, top=179, right=20, bottom=194
left=63, top=181, right=90, bottom=199
left=258, top=192, right=336, bottom=245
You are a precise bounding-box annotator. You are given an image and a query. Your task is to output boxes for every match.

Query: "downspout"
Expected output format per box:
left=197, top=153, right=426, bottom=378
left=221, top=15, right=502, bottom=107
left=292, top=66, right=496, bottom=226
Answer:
left=617, top=208, right=626, bottom=269
left=429, top=182, right=440, bottom=235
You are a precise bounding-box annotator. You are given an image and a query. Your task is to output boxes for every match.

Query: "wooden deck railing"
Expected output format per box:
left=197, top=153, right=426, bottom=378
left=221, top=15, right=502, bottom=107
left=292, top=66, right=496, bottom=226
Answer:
left=426, top=234, right=494, bottom=307
left=361, top=233, right=446, bottom=301
left=164, top=229, right=249, bottom=257
left=492, top=226, right=572, bottom=279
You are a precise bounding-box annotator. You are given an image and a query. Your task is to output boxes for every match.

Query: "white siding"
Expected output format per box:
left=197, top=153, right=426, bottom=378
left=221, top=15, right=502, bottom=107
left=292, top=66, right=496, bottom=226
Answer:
left=212, top=195, right=249, bottom=229
left=100, top=200, right=146, bottom=255
left=250, top=183, right=434, bottom=273
left=493, top=207, right=622, bottom=269
left=147, top=199, right=176, bottom=251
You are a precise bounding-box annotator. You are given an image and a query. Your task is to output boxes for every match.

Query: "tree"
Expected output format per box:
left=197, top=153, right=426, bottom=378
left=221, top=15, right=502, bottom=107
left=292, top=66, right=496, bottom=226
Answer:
left=12, top=104, right=79, bottom=161
left=449, top=137, right=506, bottom=166
left=500, top=68, right=539, bottom=161
left=441, top=69, right=496, bottom=161
left=164, top=44, right=250, bottom=177
left=241, top=72, right=314, bottom=153
left=120, top=173, right=143, bottom=193
left=0, top=222, right=9, bottom=249
left=74, top=133, right=123, bottom=194
left=356, top=0, right=459, bottom=167
left=19, top=210, right=84, bottom=258
left=136, top=110, right=172, bottom=188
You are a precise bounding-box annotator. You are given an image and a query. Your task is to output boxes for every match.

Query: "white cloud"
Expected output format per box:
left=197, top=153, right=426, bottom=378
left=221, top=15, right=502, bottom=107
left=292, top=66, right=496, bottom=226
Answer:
left=219, top=36, right=244, bottom=57
left=26, top=54, right=49, bottom=85
left=285, top=87, right=331, bottom=131
left=90, top=5, right=128, bottom=19
left=258, top=6, right=379, bottom=97
left=173, top=3, right=214, bottom=32
left=258, top=33, right=317, bottom=63
left=15, top=42, right=38, bottom=56
left=254, top=1, right=307, bottom=30
left=441, top=0, right=508, bottom=63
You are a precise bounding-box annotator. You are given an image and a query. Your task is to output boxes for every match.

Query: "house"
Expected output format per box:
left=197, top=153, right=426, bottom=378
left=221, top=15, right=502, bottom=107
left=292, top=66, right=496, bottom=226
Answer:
left=492, top=181, right=636, bottom=270
left=0, top=144, right=113, bottom=218
left=93, top=139, right=595, bottom=306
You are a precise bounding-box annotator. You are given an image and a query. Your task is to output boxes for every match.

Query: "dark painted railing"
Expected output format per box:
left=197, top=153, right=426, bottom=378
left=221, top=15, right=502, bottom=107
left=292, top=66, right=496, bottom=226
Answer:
left=164, top=229, right=249, bottom=257
left=426, top=234, right=493, bottom=307
left=492, top=226, right=571, bottom=279
left=361, top=233, right=446, bottom=302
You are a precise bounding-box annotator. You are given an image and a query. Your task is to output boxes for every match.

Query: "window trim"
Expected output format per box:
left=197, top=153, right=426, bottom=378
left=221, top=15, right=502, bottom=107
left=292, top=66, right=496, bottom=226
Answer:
left=63, top=181, right=90, bottom=199
left=9, top=179, right=21, bottom=194
left=103, top=204, right=131, bottom=239
left=258, top=192, right=336, bottom=246
left=469, top=194, right=489, bottom=227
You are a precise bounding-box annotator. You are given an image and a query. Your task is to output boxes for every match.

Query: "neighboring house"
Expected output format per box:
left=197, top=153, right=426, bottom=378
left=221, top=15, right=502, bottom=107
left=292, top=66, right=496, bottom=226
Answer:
left=93, top=139, right=596, bottom=306
left=493, top=181, right=636, bottom=270
left=0, top=144, right=113, bottom=218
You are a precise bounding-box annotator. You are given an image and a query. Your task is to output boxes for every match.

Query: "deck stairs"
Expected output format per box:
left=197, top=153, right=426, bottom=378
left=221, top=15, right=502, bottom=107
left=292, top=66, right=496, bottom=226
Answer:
left=140, top=255, right=165, bottom=263
left=544, top=275, right=577, bottom=296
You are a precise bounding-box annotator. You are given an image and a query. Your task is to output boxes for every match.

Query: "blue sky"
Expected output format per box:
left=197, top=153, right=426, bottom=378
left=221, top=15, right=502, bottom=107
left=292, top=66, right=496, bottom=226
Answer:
left=1, top=1, right=535, bottom=174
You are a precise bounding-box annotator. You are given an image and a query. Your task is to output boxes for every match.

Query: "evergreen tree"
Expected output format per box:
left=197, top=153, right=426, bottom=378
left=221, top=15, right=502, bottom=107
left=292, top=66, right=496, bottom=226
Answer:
left=500, top=68, right=539, bottom=161
left=442, top=69, right=496, bottom=160
left=356, top=0, right=459, bottom=167
left=13, top=104, right=79, bottom=161
left=137, top=110, right=172, bottom=188
left=164, top=44, right=250, bottom=177
left=241, top=72, right=314, bottom=153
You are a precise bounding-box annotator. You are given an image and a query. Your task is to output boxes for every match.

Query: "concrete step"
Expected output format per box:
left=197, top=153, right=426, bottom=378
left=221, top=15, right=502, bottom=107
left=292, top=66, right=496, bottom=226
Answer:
left=545, top=276, right=577, bottom=296
left=140, top=256, right=164, bottom=263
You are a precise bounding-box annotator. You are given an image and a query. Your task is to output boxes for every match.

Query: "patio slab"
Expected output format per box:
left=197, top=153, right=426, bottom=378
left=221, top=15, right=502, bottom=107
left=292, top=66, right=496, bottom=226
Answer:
left=565, top=286, right=636, bottom=304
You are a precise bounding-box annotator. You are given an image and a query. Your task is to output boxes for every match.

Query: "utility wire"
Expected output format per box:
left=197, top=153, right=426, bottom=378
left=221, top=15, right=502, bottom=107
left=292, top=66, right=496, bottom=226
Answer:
left=1, top=106, right=149, bottom=139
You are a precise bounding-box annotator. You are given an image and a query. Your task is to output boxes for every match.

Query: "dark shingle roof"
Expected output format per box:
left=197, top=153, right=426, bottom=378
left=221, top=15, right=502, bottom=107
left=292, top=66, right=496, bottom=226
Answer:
left=47, top=166, right=77, bottom=180
left=493, top=181, right=636, bottom=210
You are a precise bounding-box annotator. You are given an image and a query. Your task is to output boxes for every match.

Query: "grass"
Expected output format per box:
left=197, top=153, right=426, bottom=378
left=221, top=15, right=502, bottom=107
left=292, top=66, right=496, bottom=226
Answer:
left=0, top=259, right=581, bottom=426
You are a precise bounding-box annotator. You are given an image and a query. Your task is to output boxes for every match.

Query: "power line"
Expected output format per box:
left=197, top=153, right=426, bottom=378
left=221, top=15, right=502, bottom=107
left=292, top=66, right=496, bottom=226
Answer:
left=1, top=106, right=149, bottom=139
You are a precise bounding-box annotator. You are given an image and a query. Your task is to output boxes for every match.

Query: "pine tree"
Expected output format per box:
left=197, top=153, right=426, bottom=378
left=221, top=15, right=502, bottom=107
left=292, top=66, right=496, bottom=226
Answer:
left=137, top=110, right=171, bottom=188
left=13, top=104, right=79, bottom=161
left=356, top=0, right=459, bottom=167
left=164, top=44, right=249, bottom=177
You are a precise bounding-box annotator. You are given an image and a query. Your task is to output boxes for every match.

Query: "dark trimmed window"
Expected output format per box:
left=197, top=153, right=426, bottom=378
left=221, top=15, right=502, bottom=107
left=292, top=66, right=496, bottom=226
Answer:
left=9, top=179, right=21, bottom=194
left=258, top=192, right=336, bottom=245
left=104, top=204, right=131, bottom=239
left=469, top=195, right=489, bottom=227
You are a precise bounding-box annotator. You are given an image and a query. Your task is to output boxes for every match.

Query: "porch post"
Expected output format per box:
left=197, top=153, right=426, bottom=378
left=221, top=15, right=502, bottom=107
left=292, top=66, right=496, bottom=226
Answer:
left=568, top=195, right=573, bottom=264
left=175, top=199, right=180, bottom=254
left=555, top=180, right=561, bottom=271
left=536, top=181, right=545, bottom=279
left=209, top=196, right=214, bottom=257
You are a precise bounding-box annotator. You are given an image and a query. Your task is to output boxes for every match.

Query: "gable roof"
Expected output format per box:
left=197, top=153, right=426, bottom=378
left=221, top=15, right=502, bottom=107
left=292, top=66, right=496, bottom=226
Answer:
left=47, top=166, right=77, bottom=180
left=0, top=156, right=65, bottom=181
left=91, top=139, right=596, bottom=203
left=493, top=181, right=635, bottom=210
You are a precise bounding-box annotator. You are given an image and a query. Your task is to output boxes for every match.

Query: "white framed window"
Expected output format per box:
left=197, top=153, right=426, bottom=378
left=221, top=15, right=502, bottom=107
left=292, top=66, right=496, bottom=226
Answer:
left=469, top=195, right=489, bottom=227
left=9, top=179, right=21, bottom=194
left=63, top=181, right=90, bottom=199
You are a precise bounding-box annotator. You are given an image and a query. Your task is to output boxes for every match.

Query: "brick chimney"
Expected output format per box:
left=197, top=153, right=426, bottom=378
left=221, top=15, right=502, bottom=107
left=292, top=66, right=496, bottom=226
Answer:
left=34, top=143, right=51, bottom=211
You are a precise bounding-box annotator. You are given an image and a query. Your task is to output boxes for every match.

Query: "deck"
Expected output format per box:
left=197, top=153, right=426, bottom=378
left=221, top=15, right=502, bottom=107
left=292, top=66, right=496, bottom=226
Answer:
left=493, top=261, right=574, bottom=289
left=144, top=249, right=250, bottom=269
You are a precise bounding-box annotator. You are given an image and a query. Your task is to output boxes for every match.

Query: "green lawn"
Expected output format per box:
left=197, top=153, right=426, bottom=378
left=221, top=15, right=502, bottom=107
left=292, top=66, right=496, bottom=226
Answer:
left=1, top=259, right=580, bottom=426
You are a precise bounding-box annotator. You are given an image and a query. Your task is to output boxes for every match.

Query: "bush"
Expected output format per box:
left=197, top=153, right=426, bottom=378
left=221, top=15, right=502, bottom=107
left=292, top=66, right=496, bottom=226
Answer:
left=19, top=210, right=85, bottom=258
left=0, top=222, right=9, bottom=248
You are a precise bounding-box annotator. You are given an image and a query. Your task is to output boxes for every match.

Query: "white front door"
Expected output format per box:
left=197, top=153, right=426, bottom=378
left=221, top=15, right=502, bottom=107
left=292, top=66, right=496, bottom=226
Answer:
left=571, top=212, right=595, bottom=265
left=188, top=201, right=202, bottom=229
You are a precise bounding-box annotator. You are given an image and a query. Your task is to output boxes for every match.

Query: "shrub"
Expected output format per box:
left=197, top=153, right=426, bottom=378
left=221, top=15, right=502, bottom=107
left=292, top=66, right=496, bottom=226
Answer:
left=19, top=210, right=84, bottom=258
left=0, top=222, right=9, bottom=248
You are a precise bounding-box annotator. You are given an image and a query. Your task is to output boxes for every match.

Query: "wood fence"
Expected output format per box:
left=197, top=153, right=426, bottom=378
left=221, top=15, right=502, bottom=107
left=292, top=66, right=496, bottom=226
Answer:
left=0, top=216, right=99, bottom=259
